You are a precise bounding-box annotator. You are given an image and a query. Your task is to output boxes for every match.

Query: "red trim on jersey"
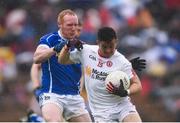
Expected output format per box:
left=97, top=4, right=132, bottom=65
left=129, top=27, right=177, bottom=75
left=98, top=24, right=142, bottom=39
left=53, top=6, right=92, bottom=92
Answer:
left=98, top=49, right=108, bottom=58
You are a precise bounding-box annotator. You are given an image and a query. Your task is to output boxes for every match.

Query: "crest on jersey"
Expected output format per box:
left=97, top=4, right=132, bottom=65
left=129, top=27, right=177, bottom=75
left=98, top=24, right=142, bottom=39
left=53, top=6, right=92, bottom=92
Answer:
left=106, top=60, right=113, bottom=67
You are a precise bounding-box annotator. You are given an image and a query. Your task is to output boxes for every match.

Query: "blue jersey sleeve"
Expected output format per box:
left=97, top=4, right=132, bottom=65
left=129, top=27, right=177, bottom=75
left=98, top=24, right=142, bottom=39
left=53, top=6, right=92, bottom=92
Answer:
left=38, top=33, right=59, bottom=48
left=38, top=36, right=52, bottom=47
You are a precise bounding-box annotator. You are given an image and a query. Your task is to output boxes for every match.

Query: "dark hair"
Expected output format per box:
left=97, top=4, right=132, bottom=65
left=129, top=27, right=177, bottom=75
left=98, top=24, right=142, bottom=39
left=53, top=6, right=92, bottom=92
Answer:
left=97, top=27, right=117, bottom=42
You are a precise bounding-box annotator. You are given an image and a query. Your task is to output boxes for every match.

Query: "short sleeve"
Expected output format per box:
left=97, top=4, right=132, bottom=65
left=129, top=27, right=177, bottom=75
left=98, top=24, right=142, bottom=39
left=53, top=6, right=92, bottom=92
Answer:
left=120, top=56, right=134, bottom=79
left=38, top=37, right=51, bottom=47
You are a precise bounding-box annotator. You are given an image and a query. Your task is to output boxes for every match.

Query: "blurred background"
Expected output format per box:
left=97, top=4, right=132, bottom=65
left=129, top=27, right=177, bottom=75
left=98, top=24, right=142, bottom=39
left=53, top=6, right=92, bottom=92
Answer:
left=0, top=0, right=180, bottom=121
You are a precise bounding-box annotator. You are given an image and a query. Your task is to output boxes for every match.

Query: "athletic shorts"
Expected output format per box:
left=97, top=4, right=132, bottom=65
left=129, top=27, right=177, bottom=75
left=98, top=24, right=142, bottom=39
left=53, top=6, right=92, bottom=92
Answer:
left=93, top=98, right=139, bottom=122
left=39, top=93, right=89, bottom=120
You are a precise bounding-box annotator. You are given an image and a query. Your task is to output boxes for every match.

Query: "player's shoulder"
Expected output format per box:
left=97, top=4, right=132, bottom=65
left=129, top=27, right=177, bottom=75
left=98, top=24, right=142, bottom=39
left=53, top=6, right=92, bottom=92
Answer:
left=83, top=44, right=98, bottom=51
left=114, top=50, right=125, bottom=58
left=38, top=31, right=60, bottom=47
left=40, top=31, right=59, bottom=41
left=114, top=50, right=129, bottom=63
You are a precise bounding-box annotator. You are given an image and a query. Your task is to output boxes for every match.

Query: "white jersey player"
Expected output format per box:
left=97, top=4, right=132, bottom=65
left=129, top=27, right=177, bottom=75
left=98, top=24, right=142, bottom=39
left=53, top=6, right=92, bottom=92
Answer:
left=58, top=27, right=142, bottom=122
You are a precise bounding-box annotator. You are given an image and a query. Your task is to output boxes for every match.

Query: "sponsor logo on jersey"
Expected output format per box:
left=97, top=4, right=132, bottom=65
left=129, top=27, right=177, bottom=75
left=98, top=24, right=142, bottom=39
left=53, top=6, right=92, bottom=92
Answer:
left=89, top=55, right=96, bottom=61
left=91, top=69, right=108, bottom=81
left=85, top=66, right=108, bottom=81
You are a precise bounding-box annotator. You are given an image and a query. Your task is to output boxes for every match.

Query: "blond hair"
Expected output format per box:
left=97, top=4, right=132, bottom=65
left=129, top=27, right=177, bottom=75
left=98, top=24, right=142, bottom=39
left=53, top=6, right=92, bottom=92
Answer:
left=57, top=9, right=77, bottom=25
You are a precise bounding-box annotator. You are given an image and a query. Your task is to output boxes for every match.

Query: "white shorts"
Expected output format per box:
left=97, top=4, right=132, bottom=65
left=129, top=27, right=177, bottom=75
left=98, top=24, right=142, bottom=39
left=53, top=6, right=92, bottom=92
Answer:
left=93, top=98, right=139, bottom=122
left=39, top=93, right=89, bottom=120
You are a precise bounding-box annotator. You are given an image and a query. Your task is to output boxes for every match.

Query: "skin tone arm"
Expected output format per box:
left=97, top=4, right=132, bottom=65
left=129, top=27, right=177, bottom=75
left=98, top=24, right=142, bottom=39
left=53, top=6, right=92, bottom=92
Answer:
left=30, top=63, right=41, bottom=90
left=33, top=45, right=56, bottom=64
left=128, top=70, right=142, bottom=95
left=58, top=45, right=74, bottom=64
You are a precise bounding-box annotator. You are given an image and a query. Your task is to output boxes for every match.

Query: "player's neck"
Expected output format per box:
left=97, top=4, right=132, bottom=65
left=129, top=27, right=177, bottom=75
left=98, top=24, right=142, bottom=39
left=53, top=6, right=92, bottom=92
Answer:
left=59, top=29, right=69, bottom=41
left=98, top=49, right=109, bottom=58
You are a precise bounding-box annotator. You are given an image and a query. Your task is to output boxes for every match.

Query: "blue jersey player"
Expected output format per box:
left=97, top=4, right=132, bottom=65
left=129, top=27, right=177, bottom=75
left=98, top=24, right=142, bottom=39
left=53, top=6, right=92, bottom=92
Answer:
left=33, top=9, right=91, bottom=122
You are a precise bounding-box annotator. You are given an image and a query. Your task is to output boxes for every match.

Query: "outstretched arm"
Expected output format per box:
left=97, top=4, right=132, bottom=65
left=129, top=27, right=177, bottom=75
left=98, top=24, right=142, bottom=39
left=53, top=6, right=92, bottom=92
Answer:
left=58, top=38, right=83, bottom=64
left=33, top=41, right=67, bottom=64
left=58, top=45, right=74, bottom=64
left=33, top=45, right=55, bottom=64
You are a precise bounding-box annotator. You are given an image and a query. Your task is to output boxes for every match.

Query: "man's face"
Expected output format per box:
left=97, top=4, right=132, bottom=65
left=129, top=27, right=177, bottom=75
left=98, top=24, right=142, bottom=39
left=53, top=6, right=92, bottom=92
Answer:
left=98, top=39, right=117, bottom=58
left=60, top=14, right=78, bottom=39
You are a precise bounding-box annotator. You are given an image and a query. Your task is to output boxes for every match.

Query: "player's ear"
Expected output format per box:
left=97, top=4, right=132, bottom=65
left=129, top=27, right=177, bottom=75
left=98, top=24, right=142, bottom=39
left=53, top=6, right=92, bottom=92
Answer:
left=57, top=22, right=61, bottom=28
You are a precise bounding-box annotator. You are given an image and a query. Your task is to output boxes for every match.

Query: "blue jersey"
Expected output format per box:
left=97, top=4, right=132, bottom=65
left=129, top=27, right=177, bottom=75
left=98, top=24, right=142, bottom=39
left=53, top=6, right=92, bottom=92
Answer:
left=38, top=31, right=82, bottom=95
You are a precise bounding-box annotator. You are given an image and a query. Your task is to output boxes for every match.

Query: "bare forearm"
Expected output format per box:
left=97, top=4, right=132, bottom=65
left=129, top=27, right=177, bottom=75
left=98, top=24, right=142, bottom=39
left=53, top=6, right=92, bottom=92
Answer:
left=58, top=45, right=73, bottom=64
left=129, top=73, right=142, bottom=95
left=34, top=47, right=55, bottom=64
left=30, top=64, right=41, bottom=89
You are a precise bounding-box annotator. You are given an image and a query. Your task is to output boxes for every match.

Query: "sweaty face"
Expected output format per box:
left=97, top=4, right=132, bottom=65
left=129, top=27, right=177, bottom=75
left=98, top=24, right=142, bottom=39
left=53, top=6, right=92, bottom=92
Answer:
left=60, top=14, right=78, bottom=39
left=98, top=39, right=117, bottom=58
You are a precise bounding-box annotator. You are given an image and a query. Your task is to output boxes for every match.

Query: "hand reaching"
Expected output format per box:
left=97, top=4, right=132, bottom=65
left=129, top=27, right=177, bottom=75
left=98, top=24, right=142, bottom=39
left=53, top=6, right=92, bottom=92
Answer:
left=68, top=38, right=83, bottom=51
left=130, top=57, right=146, bottom=71
left=106, top=80, right=128, bottom=97
left=53, top=41, right=67, bottom=53
left=53, top=38, right=84, bottom=53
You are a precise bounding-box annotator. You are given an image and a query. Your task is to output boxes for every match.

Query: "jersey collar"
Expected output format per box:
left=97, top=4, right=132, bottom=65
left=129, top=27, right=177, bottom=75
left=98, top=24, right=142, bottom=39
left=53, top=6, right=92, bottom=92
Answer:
left=58, top=30, right=68, bottom=41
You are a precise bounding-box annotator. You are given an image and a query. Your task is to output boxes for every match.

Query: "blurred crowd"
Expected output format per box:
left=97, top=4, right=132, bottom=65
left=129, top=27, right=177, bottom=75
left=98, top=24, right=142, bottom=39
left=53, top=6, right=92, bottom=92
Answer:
left=0, top=0, right=179, bottom=121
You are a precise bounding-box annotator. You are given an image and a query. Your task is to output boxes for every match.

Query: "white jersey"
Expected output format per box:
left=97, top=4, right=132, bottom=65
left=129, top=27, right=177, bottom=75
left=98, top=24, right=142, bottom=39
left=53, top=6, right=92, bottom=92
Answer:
left=70, top=44, right=134, bottom=116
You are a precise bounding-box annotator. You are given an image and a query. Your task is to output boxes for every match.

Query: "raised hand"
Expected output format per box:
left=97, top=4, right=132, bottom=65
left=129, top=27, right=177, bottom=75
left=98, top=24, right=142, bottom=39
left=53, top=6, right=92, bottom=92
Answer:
left=106, top=80, right=128, bottom=97
left=68, top=38, right=83, bottom=51
left=130, top=57, right=146, bottom=71
left=53, top=41, right=67, bottom=53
